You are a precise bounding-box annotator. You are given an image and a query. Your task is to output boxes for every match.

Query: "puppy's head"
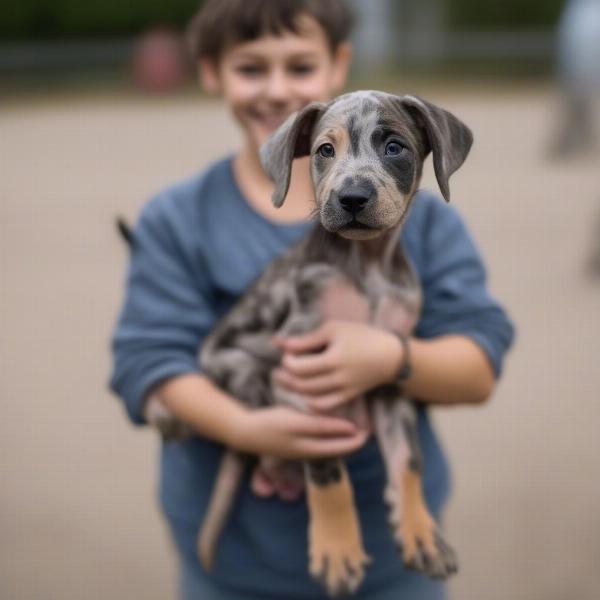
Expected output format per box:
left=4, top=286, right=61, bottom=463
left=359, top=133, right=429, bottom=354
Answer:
left=260, top=91, right=473, bottom=240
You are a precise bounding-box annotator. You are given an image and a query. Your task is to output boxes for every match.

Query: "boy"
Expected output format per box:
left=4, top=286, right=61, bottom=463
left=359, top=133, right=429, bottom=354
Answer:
left=110, top=1, right=514, bottom=598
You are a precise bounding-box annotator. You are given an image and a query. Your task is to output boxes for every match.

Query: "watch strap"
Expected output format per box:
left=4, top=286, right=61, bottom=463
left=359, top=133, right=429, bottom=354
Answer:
left=395, top=333, right=412, bottom=381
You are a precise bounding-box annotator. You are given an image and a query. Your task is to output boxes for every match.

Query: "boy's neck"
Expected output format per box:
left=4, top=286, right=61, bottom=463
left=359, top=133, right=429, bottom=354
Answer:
left=233, top=143, right=315, bottom=224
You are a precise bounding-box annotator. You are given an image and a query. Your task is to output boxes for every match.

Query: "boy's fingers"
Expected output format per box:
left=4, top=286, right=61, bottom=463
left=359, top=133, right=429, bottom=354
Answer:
left=273, top=325, right=330, bottom=354
left=280, top=351, right=335, bottom=376
left=274, top=369, right=340, bottom=395
left=289, top=412, right=357, bottom=437
left=308, top=393, right=349, bottom=413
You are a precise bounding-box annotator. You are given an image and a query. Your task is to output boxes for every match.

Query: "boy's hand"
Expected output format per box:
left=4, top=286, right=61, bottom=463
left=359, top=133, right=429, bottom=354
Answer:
left=272, top=320, right=404, bottom=413
left=232, top=404, right=369, bottom=460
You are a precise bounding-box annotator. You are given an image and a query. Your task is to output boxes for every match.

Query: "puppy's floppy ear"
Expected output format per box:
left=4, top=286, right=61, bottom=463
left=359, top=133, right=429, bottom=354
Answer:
left=401, top=95, right=473, bottom=202
left=259, top=102, right=327, bottom=207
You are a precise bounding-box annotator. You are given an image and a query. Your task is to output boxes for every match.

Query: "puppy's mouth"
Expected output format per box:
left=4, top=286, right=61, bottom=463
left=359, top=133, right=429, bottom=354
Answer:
left=319, top=199, right=393, bottom=239
left=320, top=211, right=382, bottom=234
left=345, top=219, right=371, bottom=229
left=338, top=219, right=382, bottom=240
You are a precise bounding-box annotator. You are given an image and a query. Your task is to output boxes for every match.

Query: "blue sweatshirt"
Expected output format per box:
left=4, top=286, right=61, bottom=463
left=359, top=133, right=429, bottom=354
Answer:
left=110, top=156, right=514, bottom=599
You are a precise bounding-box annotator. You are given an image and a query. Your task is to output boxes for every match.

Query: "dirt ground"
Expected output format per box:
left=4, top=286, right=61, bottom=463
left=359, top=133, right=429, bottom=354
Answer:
left=2, top=85, right=600, bottom=600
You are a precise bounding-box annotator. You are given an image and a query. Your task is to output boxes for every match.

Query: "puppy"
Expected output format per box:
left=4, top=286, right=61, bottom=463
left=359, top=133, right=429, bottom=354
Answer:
left=144, top=91, right=472, bottom=596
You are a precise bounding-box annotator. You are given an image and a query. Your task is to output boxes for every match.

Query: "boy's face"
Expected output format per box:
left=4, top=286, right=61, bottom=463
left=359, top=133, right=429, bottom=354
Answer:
left=200, top=16, right=351, bottom=150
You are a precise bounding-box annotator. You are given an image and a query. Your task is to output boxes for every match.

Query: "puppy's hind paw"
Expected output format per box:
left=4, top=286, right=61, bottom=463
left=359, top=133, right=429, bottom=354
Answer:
left=398, top=526, right=458, bottom=580
left=310, top=545, right=371, bottom=597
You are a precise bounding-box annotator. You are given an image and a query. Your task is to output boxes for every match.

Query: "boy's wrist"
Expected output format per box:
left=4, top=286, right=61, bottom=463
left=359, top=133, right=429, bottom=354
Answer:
left=226, top=406, right=255, bottom=451
left=157, top=373, right=256, bottom=449
left=394, top=333, right=412, bottom=382
left=382, top=331, right=410, bottom=385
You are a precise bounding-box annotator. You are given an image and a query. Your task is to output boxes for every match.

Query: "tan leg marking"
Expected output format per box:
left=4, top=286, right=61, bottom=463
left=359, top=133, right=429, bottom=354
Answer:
left=307, top=463, right=371, bottom=596
left=398, top=469, right=438, bottom=561
left=386, top=467, right=458, bottom=578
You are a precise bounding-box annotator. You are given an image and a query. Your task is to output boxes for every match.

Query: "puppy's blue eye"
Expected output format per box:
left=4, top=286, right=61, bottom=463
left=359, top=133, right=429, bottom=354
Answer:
left=318, top=143, right=335, bottom=158
left=385, top=142, right=405, bottom=156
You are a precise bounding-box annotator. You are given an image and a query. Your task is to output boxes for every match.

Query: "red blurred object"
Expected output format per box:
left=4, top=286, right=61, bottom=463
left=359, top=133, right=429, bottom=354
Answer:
left=131, top=27, right=190, bottom=93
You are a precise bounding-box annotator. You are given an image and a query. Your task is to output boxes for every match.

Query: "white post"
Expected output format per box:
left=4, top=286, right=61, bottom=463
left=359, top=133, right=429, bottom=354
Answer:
left=346, top=0, right=396, bottom=72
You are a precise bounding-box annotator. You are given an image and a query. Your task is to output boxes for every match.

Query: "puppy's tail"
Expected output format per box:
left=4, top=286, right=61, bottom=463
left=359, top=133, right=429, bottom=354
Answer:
left=198, top=449, right=247, bottom=572
left=115, top=216, right=134, bottom=249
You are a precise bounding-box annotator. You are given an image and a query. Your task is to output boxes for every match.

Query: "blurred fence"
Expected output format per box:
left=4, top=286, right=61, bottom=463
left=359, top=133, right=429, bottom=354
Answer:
left=0, top=0, right=564, bottom=78
left=0, top=39, right=134, bottom=72
left=0, top=30, right=556, bottom=75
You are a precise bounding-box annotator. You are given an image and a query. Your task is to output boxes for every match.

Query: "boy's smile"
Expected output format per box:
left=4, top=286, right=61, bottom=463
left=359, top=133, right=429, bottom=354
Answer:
left=200, top=15, right=350, bottom=150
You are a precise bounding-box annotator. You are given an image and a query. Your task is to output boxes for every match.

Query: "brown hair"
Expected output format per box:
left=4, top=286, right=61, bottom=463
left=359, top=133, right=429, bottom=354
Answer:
left=187, top=0, right=354, bottom=62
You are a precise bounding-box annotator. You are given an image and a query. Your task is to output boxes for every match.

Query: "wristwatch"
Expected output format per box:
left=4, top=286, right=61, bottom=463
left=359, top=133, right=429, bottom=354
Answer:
left=395, top=333, right=412, bottom=382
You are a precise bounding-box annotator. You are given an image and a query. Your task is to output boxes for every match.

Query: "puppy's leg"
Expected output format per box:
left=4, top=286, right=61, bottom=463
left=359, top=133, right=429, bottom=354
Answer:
left=305, top=458, right=370, bottom=597
left=371, top=388, right=458, bottom=579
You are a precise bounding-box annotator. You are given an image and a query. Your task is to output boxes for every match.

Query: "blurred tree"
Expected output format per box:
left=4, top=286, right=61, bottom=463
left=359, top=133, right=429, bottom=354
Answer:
left=447, top=0, right=564, bottom=30
left=0, top=0, right=202, bottom=40
left=1, top=0, right=567, bottom=41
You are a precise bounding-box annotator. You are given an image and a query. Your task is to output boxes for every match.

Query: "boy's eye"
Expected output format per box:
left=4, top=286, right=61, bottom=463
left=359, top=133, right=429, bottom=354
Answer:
left=236, top=64, right=264, bottom=76
left=318, top=143, right=335, bottom=158
left=289, top=64, right=316, bottom=76
left=385, top=141, right=406, bottom=157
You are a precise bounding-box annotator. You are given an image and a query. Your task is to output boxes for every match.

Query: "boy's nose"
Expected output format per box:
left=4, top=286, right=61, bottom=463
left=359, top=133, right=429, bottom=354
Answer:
left=264, top=70, right=291, bottom=101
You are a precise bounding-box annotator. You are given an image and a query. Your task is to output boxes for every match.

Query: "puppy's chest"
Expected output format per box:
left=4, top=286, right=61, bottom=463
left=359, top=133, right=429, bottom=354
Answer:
left=317, top=268, right=420, bottom=335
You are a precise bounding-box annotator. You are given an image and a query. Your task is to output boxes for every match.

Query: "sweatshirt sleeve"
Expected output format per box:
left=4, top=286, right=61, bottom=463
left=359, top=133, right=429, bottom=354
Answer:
left=109, top=193, right=217, bottom=425
left=414, top=199, right=515, bottom=378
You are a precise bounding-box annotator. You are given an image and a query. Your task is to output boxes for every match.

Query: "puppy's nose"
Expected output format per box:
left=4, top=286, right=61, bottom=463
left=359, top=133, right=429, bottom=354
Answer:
left=339, top=191, right=370, bottom=214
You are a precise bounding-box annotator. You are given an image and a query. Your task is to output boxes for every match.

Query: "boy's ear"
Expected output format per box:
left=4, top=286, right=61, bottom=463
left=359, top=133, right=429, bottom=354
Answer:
left=400, top=95, right=473, bottom=202
left=331, top=42, right=352, bottom=94
left=260, top=102, right=327, bottom=207
left=198, top=59, right=221, bottom=94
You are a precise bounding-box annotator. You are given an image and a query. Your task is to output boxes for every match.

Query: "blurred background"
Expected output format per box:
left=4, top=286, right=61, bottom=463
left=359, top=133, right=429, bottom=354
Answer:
left=2, top=1, right=599, bottom=599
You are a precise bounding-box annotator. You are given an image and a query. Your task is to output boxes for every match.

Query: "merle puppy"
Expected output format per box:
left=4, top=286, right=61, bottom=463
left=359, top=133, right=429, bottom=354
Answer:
left=144, top=91, right=473, bottom=596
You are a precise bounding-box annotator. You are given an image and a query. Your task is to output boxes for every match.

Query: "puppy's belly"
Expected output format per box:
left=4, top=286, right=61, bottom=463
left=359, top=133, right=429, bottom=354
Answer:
left=318, top=279, right=370, bottom=323
left=318, top=278, right=417, bottom=334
